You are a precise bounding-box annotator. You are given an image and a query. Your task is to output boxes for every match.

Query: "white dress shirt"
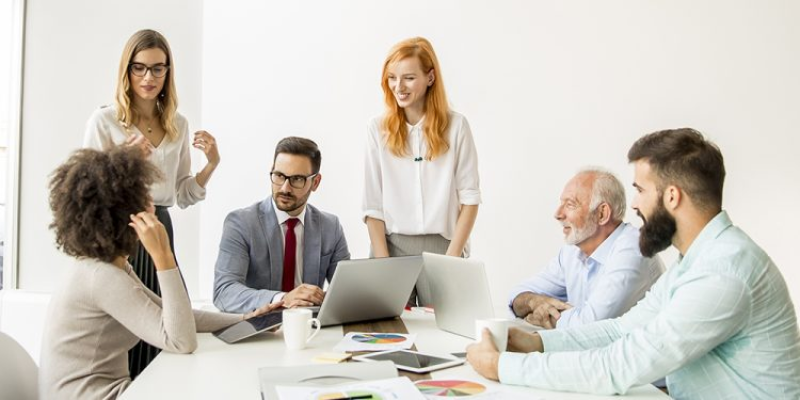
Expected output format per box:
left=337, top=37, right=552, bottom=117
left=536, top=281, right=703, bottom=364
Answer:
left=83, top=106, right=206, bottom=209
left=271, top=200, right=306, bottom=303
left=508, top=223, right=664, bottom=328
left=363, top=111, right=481, bottom=240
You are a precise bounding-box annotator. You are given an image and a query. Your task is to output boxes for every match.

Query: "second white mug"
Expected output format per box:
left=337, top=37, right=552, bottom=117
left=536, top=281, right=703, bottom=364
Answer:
left=475, top=318, right=509, bottom=352
left=282, top=308, right=321, bottom=351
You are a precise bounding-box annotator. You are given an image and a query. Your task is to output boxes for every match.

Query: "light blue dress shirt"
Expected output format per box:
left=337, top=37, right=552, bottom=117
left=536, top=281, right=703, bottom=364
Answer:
left=499, top=211, right=800, bottom=399
left=509, top=222, right=665, bottom=327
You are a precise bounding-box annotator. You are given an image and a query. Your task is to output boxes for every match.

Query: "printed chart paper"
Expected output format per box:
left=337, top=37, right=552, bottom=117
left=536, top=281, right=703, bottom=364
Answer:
left=415, top=379, right=539, bottom=400
left=333, top=332, right=417, bottom=352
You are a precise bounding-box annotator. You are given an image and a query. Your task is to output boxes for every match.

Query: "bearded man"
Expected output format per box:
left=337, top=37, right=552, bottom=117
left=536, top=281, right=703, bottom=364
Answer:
left=213, top=137, right=350, bottom=313
left=509, top=168, right=664, bottom=329
left=468, top=128, right=800, bottom=399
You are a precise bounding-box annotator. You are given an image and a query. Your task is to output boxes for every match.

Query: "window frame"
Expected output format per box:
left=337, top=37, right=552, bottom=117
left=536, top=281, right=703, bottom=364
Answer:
left=2, top=0, right=26, bottom=290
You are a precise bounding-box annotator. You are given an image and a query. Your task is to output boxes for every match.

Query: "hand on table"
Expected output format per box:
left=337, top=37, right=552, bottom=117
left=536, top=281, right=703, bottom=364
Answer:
left=284, top=284, right=324, bottom=308
left=524, top=297, right=572, bottom=329
left=244, top=301, right=284, bottom=320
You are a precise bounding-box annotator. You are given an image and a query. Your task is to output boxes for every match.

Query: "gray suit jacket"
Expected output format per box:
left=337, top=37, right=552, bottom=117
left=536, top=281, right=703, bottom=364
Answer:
left=213, top=199, right=350, bottom=313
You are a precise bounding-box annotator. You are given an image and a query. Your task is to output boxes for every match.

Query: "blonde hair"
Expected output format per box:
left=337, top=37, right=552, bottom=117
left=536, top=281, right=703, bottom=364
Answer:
left=114, top=29, right=179, bottom=142
left=380, top=37, right=450, bottom=160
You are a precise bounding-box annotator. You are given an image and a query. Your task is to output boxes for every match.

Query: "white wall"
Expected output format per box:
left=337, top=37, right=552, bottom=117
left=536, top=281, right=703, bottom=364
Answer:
left=198, top=0, right=800, bottom=318
left=12, top=0, right=800, bottom=324
left=17, top=0, right=205, bottom=298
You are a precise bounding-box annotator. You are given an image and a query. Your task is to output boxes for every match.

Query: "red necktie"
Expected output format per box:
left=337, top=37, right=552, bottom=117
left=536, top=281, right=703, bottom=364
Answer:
left=282, top=218, right=299, bottom=292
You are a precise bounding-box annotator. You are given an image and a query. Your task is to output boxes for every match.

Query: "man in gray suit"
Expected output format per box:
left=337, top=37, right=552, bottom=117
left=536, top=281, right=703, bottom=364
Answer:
left=213, top=137, right=350, bottom=313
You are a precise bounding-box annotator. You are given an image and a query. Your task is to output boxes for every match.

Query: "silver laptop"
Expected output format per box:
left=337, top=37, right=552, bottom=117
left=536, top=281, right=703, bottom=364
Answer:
left=313, top=256, right=423, bottom=327
left=422, top=252, right=495, bottom=339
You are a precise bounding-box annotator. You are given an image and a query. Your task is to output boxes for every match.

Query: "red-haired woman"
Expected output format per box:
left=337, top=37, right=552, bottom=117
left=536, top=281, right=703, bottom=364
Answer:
left=363, top=37, right=481, bottom=307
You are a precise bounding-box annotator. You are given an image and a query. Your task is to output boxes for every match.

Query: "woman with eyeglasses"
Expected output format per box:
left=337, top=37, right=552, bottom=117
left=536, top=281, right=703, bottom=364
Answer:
left=363, top=37, right=481, bottom=307
left=39, top=147, right=281, bottom=400
left=83, top=29, right=220, bottom=378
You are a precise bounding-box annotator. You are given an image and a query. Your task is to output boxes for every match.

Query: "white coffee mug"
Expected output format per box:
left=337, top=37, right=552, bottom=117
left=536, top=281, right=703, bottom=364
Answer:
left=282, top=308, right=321, bottom=351
left=475, top=318, right=509, bottom=352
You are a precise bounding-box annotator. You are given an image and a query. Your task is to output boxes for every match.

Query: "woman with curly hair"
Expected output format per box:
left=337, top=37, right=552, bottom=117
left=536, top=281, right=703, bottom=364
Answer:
left=83, top=29, right=221, bottom=376
left=39, top=147, right=280, bottom=400
left=363, top=37, right=481, bottom=307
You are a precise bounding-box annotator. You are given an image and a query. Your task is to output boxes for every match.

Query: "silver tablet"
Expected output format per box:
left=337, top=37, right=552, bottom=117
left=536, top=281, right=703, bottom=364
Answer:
left=353, top=349, right=464, bottom=373
left=212, top=311, right=282, bottom=344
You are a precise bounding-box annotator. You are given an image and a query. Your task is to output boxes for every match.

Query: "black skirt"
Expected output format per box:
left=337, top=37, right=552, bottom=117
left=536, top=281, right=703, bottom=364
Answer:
left=127, top=206, right=176, bottom=380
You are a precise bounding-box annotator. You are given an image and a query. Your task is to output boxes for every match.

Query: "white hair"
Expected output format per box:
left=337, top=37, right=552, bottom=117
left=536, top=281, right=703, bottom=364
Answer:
left=578, top=167, right=627, bottom=223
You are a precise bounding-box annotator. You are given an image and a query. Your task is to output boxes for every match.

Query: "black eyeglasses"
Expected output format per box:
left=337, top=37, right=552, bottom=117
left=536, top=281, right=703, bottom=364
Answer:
left=270, top=172, right=318, bottom=189
left=129, top=63, right=170, bottom=78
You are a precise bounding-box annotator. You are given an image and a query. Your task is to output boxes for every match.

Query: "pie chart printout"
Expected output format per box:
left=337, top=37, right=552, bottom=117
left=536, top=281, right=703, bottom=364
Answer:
left=415, top=380, right=487, bottom=397
left=351, top=333, right=407, bottom=344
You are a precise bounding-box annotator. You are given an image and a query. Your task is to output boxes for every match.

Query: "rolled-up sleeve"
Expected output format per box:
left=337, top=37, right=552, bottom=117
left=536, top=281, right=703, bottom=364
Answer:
left=362, top=121, right=385, bottom=222
left=174, top=123, right=206, bottom=209
left=454, top=117, right=481, bottom=205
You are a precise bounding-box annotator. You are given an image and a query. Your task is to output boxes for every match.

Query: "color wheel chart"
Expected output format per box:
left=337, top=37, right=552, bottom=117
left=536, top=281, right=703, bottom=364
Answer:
left=316, top=390, right=383, bottom=400
left=352, top=333, right=407, bottom=344
left=415, top=380, right=487, bottom=397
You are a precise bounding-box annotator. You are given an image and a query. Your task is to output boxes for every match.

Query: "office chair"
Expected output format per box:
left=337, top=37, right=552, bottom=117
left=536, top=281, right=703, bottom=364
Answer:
left=0, top=331, right=38, bottom=400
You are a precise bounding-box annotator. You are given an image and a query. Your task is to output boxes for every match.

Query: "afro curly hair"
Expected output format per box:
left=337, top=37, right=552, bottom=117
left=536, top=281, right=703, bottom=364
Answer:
left=49, top=147, right=162, bottom=263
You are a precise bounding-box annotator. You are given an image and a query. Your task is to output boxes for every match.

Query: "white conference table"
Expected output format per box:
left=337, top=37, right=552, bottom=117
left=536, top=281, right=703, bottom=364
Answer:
left=121, top=311, right=670, bottom=399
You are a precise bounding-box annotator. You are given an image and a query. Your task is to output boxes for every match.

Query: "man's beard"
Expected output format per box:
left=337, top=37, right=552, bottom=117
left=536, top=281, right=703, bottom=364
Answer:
left=272, top=190, right=310, bottom=214
left=564, top=212, right=599, bottom=246
left=638, top=200, right=676, bottom=257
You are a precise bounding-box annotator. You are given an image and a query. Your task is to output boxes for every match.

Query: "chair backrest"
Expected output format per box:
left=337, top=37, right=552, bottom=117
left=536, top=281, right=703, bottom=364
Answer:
left=0, top=331, right=39, bottom=400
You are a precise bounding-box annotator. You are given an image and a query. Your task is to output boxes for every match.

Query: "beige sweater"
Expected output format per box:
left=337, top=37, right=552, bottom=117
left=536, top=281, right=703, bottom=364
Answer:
left=39, top=258, right=243, bottom=400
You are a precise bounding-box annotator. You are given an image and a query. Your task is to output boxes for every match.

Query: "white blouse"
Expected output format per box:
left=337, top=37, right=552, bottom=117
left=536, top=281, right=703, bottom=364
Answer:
left=363, top=111, right=481, bottom=240
left=83, top=106, right=206, bottom=209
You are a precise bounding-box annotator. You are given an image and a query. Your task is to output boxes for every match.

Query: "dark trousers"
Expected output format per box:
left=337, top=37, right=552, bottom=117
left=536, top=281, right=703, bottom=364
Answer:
left=127, top=206, right=176, bottom=380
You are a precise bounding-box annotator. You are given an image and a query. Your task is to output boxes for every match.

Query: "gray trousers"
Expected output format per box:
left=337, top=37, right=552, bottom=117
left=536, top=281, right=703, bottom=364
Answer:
left=385, top=233, right=450, bottom=307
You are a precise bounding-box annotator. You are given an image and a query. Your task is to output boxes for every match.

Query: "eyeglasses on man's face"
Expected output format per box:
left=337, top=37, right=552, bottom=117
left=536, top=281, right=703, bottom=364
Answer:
left=270, top=172, right=318, bottom=189
left=129, top=63, right=170, bottom=78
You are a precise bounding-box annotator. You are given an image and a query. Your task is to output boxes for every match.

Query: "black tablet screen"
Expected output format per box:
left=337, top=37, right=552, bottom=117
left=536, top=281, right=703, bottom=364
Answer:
left=367, top=351, right=453, bottom=368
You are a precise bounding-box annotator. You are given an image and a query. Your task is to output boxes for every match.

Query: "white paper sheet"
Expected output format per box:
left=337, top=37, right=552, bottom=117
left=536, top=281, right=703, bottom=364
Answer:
left=276, top=376, right=426, bottom=400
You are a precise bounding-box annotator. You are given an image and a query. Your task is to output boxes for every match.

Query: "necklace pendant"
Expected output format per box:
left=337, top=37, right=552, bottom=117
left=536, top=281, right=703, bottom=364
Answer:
left=147, top=127, right=152, bottom=133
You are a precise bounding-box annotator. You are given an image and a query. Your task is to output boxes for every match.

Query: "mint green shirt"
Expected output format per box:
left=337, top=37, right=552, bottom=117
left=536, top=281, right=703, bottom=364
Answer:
left=499, top=211, right=800, bottom=399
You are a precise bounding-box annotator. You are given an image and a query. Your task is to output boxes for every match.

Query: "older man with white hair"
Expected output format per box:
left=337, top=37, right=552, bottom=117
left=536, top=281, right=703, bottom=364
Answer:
left=510, top=168, right=664, bottom=329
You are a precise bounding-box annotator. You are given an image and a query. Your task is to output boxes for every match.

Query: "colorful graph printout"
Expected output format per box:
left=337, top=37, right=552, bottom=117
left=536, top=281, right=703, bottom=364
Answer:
left=352, top=334, right=407, bottom=344
left=333, top=332, right=416, bottom=352
left=415, top=380, right=487, bottom=397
